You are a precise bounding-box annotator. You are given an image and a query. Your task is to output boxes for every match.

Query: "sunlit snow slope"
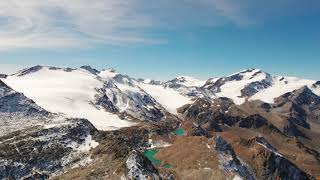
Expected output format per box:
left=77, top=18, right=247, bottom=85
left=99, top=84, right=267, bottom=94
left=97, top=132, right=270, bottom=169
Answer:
left=3, top=66, right=134, bottom=130
left=139, top=83, right=191, bottom=114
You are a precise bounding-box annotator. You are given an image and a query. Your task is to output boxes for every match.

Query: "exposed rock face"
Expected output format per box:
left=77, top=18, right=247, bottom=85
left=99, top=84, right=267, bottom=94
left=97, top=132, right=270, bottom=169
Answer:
left=251, top=148, right=311, bottom=180
left=275, top=86, right=320, bottom=106
left=241, top=79, right=272, bottom=97
left=94, top=80, right=120, bottom=113
left=126, top=150, right=160, bottom=180
left=203, top=69, right=272, bottom=98
left=239, top=136, right=312, bottom=180
left=273, top=86, right=320, bottom=137
left=15, top=65, right=43, bottom=76
left=179, top=98, right=282, bottom=134
left=177, top=93, right=318, bottom=178
left=0, top=80, right=51, bottom=136
left=0, top=74, right=7, bottom=78
left=213, top=136, right=256, bottom=180
left=80, top=65, right=100, bottom=75
left=0, top=80, right=49, bottom=116
left=241, top=136, right=278, bottom=153
left=94, top=78, right=166, bottom=122
left=0, top=118, right=98, bottom=179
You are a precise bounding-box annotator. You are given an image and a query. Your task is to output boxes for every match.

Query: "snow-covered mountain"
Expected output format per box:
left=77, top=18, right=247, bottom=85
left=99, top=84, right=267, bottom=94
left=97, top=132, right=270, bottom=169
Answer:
left=141, top=68, right=319, bottom=106
left=1, top=65, right=320, bottom=179
left=1, top=66, right=182, bottom=131
left=2, top=66, right=135, bottom=131
left=1, top=66, right=319, bottom=126
left=165, top=76, right=206, bottom=88
left=200, top=69, right=319, bottom=104
left=97, top=68, right=167, bottom=122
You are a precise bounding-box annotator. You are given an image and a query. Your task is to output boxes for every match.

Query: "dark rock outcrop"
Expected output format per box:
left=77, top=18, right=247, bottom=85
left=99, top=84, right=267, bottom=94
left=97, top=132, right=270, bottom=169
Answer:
left=80, top=65, right=100, bottom=75
left=16, top=65, right=43, bottom=76
left=179, top=98, right=282, bottom=135
left=241, top=80, right=272, bottom=97
left=0, top=80, right=51, bottom=136
left=203, top=69, right=272, bottom=98
left=0, top=118, right=98, bottom=179
left=126, top=150, right=160, bottom=179
left=251, top=148, right=311, bottom=180
left=273, top=86, right=320, bottom=137
left=214, top=136, right=256, bottom=180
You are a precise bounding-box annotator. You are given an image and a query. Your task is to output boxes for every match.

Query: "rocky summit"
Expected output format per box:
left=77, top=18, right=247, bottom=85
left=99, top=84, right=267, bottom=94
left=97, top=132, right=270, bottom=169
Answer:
left=0, top=66, right=320, bottom=179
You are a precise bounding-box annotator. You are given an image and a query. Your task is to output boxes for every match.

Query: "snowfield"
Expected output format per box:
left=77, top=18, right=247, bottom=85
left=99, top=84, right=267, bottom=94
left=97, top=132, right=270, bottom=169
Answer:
left=175, top=76, right=206, bottom=87
left=250, top=76, right=316, bottom=103
left=139, top=83, right=191, bottom=114
left=2, top=67, right=135, bottom=131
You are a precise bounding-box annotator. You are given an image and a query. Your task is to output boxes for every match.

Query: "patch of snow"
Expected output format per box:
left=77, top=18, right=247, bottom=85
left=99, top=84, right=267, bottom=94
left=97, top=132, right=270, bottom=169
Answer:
left=139, top=83, right=192, bottom=114
left=312, top=86, right=320, bottom=95
left=148, top=139, right=171, bottom=149
left=77, top=135, right=99, bottom=152
left=176, top=76, right=206, bottom=87
left=206, top=143, right=211, bottom=149
left=143, top=79, right=152, bottom=84
left=233, top=175, right=243, bottom=180
left=126, top=151, right=154, bottom=180
left=250, top=76, right=316, bottom=103
left=256, top=142, right=283, bottom=157
left=3, top=67, right=134, bottom=131
left=99, top=69, right=119, bottom=79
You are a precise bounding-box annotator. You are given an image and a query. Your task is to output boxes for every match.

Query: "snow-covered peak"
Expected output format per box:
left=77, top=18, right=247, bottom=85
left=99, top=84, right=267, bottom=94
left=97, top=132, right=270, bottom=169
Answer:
left=228, top=68, right=260, bottom=76
left=99, top=68, right=119, bottom=79
left=202, top=69, right=273, bottom=104
left=250, top=76, right=317, bottom=103
left=13, top=65, right=44, bottom=76
left=80, top=65, right=100, bottom=75
left=227, top=69, right=270, bottom=81
left=3, top=66, right=134, bottom=131
left=172, top=76, right=206, bottom=87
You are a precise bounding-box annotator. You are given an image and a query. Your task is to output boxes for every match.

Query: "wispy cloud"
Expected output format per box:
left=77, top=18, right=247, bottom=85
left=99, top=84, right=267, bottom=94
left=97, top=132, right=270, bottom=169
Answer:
left=0, top=0, right=318, bottom=50
left=0, top=0, right=158, bottom=50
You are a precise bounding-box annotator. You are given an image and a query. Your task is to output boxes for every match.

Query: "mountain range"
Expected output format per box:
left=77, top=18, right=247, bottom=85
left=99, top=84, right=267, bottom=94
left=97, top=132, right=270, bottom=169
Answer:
left=0, top=65, right=319, bottom=179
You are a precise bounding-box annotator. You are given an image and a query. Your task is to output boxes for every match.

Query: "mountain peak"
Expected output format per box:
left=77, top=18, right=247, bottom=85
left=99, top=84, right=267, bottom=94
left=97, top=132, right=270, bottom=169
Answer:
left=15, top=65, right=44, bottom=76
left=0, top=79, right=13, bottom=96
left=166, top=75, right=205, bottom=87
left=99, top=68, right=119, bottom=79
left=0, top=74, right=7, bottom=78
left=313, top=81, right=320, bottom=88
left=276, top=86, right=319, bottom=105
left=80, top=65, right=99, bottom=75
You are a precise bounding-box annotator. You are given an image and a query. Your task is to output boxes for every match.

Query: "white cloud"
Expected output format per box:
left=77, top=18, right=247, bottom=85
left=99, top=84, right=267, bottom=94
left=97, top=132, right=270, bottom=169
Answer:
left=0, top=0, right=159, bottom=50
left=0, top=0, right=318, bottom=50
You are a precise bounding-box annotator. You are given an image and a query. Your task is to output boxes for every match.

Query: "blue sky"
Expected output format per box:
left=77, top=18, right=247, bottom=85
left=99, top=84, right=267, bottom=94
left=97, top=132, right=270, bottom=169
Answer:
left=0, top=0, right=319, bottom=80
